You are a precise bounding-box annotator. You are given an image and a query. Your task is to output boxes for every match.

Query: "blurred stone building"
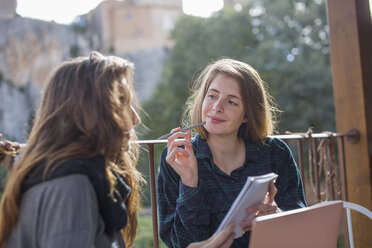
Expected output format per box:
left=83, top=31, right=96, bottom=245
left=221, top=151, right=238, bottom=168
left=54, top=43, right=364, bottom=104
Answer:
left=86, top=0, right=183, bottom=53
left=0, top=0, right=184, bottom=141
left=83, top=0, right=184, bottom=101
left=0, top=0, right=17, bottom=19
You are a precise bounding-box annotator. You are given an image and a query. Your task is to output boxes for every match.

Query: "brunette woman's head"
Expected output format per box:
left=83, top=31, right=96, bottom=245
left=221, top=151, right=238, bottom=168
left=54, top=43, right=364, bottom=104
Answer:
left=184, top=58, right=279, bottom=143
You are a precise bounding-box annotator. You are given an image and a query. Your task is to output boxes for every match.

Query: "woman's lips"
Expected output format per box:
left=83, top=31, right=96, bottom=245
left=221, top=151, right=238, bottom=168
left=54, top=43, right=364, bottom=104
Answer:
left=209, top=116, right=225, bottom=124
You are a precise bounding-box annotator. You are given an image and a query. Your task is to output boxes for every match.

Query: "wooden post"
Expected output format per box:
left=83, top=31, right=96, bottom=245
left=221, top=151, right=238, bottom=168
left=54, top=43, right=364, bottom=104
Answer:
left=147, top=144, right=159, bottom=248
left=326, top=0, right=372, bottom=247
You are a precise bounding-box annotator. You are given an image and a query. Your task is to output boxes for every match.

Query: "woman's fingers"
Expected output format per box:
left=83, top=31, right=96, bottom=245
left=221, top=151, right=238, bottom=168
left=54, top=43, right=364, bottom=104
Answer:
left=191, top=222, right=235, bottom=248
left=185, top=130, right=192, bottom=153
left=210, top=222, right=235, bottom=245
left=166, top=128, right=192, bottom=152
left=247, top=183, right=279, bottom=216
left=268, top=182, right=277, bottom=200
left=240, top=215, right=255, bottom=232
left=166, top=140, right=193, bottom=164
left=219, top=232, right=235, bottom=248
left=257, top=203, right=278, bottom=215
left=165, top=127, right=198, bottom=187
left=166, top=128, right=194, bottom=164
left=166, top=147, right=189, bottom=165
left=262, top=182, right=277, bottom=205
left=167, top=139, right=192, bottom=152
left=167, top=127, right=183, bottom=146
left=247, top=202, right=278, bottom=217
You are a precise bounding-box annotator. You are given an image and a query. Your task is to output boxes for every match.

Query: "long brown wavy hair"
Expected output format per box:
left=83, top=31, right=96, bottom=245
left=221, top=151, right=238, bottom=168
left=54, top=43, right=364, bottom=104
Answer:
left=183, top=58, right=280, bottom=143
left=0, top=51, right=143, bottom=247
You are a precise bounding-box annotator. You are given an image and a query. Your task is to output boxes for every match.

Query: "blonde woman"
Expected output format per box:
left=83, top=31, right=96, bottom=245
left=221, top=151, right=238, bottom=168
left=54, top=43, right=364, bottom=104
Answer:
left=158, top=58, right=307, bottom=247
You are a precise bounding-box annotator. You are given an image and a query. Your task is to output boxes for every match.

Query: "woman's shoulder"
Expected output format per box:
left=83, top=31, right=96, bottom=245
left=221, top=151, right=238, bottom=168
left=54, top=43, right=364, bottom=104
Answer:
left=264, top=136, right=290, bottom=149
left=12, top=174, right=105, bottom=248
left=7, top=174, right=99, bottom=248
left=25, top=174, right=96, bottom=203
left=259, top=137, right=292, bottom=156
left=22, top=156, right=105, bottom=193
left=17, top=175, right=98, bottom=236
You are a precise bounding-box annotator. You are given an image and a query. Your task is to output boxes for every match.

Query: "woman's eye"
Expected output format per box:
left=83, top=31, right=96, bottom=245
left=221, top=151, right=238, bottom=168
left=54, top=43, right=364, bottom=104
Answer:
left=207, top=94, right=217, bottom=99
left=119, top=96, right=129, bottom=106
left=228, top=100, right=238, bottom=106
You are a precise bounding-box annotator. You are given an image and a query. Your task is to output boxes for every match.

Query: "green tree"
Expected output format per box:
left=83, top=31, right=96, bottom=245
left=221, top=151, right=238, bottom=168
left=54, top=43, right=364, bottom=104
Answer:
left=142, top=0, right=333, bottom=140
left=138, top=0, right=334, bottom=205
left=243, top=0, right=334, bottom=133
left=140, top=7, right=257, bottom=140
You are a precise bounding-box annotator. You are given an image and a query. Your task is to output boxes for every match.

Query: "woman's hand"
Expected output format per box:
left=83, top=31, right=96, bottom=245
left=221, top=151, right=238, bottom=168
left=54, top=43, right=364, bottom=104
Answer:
left=166, top=128, right=198, bottom=187
left=240, top=182, right=280, bottom=232
left=0, top=133, right=20, bottom=170
left=187, top=222, right=235, bottom=248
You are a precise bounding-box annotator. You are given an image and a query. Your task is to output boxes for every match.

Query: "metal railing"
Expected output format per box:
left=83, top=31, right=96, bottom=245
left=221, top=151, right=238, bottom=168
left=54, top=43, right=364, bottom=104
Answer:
left=1, top=129, right=359, bottom=248
left=137, top=129, right=359, bottom=248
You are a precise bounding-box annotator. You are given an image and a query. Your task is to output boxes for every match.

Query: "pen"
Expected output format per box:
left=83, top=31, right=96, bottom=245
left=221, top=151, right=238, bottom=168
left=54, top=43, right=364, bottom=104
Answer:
left=157, top=122, right=206, bottom=139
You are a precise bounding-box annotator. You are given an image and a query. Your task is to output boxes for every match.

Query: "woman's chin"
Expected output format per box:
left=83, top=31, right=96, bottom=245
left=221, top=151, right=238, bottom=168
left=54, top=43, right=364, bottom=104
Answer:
left=204, top=126, right=223, bottom=135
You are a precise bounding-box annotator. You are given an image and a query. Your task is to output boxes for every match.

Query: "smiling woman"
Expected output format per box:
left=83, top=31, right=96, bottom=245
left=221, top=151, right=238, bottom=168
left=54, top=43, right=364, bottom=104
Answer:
left=157, top=58, right=307, bottom=248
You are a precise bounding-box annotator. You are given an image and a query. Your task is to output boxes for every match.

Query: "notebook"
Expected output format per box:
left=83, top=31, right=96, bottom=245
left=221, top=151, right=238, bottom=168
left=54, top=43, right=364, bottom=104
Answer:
left=248, top=201, right=343, bottom=248
left=215, top=173, right=278, bottom=238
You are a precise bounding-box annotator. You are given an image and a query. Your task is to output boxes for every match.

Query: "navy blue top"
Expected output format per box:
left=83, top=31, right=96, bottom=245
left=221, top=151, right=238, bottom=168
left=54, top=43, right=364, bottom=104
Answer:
left=157, top=134, right=307, bottom=248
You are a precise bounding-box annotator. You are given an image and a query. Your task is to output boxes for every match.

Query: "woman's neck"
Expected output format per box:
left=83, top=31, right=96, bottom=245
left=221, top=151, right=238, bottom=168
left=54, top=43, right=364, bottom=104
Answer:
left=207, top=134, right=246, bottom=175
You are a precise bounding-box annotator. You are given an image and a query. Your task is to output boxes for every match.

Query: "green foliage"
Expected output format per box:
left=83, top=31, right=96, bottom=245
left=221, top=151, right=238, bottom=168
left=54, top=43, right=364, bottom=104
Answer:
left=108, top=45, right=115, bottom=53
left=141, top=0, right=334, bottom=142
left=69, top=44, right=80, bottom=58
left=137, top=0, right=335, bottom=207
left=135, top=212, right=167, bottom=248
left=241, top=0, right=334, bottom=133
left=71, top=15, right=88, bottom=34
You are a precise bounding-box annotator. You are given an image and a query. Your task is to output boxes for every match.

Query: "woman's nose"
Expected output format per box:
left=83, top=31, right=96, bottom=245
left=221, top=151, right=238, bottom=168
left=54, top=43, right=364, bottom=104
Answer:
left=213, top=99, right=224, bottom=112
left=130, top=106, right=141, bottom=126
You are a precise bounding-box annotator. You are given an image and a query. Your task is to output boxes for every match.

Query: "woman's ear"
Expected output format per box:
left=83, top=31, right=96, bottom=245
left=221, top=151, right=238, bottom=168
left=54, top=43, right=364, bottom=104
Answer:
left=243, top=115, right=247, bottom=123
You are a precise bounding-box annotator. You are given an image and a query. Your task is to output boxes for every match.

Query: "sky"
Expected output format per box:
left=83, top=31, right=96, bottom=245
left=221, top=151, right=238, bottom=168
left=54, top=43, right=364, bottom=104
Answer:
left=16, top=0, right=224, bottom=25
left=15, top=0, right=372, bottom=25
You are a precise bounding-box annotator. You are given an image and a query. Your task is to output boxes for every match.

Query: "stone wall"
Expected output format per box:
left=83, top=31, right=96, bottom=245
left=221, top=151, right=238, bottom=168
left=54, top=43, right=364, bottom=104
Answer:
left=0, top=0, right=17, bottom=19
left=0, top=17, right=89, bottom=141
left=0, top=16, right=171, bottom=142
left=122, top=47, right=170, bottom=101
left=0, top=17, right=89, bottom=88
left=0, top=80, right=32, bottom=142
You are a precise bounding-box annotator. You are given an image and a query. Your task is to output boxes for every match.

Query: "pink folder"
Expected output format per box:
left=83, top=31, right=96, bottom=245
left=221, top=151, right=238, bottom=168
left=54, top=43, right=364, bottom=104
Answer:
left=249, top=201, right=343, bottom=248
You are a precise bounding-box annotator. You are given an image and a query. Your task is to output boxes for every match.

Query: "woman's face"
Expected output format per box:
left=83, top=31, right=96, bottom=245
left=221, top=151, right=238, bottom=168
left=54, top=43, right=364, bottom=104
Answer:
left=201, top=73, right=246, bottom=138
left=120, top=77, right=140, bottom=127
